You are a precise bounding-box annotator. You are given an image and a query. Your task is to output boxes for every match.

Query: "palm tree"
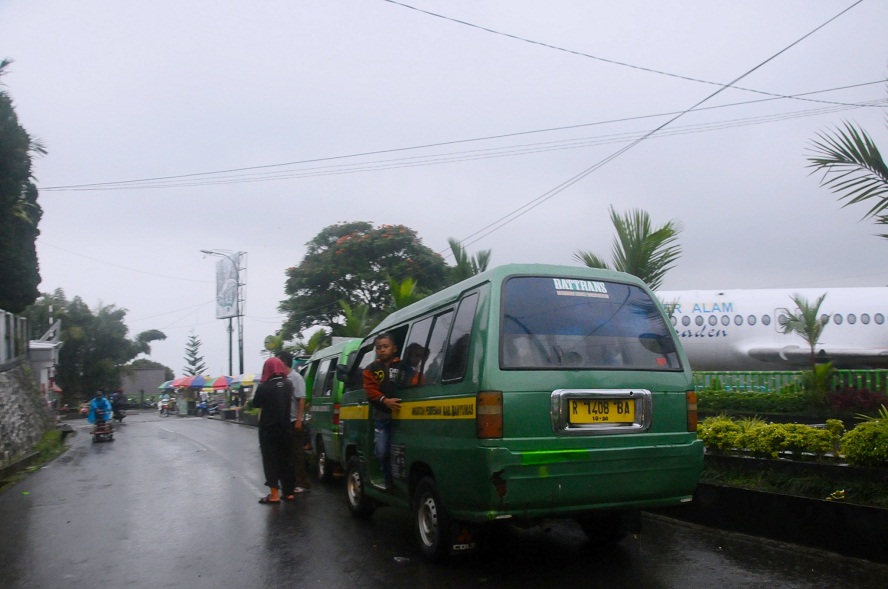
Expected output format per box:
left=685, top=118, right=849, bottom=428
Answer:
left=574, top=206, right=683, bottom=290
left=291, top=329, right=330, bottom=356
left=332, top=300, right=375, bottom=338
left=778, top=293, right=828, bottom=372
left=807, top=120, right=888, bottom=238
left=387, top=276, right=425, bottom=312
left=448, top=238, right=492, bottom=283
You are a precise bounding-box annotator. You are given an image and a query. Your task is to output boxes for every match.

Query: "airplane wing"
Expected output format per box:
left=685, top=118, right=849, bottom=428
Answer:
left=746, top=345, right=888, bottom=369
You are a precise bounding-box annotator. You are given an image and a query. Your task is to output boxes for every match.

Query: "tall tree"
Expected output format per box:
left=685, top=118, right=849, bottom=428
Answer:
left=0, top=58, right=45, bottom=313
left=447, top=237, right=492, bottom=283
left=807, top=119, right=888, bottom=237
left=183, top=332, right=208, bottom=376
left=574, top=206, right=683, bottom=291
left=279, top=222, right=448, bottom=337
left=778, top=293, right=829, bottom=373
left=22, top=291, right=167, bottom=400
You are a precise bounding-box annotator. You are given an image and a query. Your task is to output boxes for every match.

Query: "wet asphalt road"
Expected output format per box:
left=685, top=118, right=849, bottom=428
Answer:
left=1, top=412, right=887, bottom=589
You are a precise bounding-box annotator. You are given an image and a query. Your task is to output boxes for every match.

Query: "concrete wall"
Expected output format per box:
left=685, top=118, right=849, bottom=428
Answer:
left=0, top=360, right=56, bottom=469
left=121, top=367, right=166, bottom=402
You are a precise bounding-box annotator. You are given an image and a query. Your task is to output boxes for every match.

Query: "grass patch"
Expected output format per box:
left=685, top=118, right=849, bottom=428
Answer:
left=0, top=429, right=69, bottom=495
left=701, top=462, right=888, bottom=509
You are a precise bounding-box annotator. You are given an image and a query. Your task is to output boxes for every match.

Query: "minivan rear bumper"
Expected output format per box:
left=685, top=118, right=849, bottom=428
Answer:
left=444, top=440, right=704, bottom=523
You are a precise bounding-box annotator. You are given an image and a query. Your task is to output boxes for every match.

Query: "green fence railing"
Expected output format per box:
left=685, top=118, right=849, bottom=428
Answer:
left=693, top=370, right=888, bottom=393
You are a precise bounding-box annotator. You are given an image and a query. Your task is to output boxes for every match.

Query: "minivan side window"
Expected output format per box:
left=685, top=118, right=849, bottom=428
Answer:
left=442, top=292, right=479, bottom=382
left=312, top=360, right=331, bottom=398
left=421, top=310, right=453, bottom=385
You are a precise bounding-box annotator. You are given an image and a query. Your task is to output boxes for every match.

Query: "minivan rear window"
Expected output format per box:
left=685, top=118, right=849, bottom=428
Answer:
left=501, top=276, right=682, bottom=371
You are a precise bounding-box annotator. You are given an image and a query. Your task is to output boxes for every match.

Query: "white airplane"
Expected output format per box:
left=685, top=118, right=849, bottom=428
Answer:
left=655, top=287, right=888, bottom=371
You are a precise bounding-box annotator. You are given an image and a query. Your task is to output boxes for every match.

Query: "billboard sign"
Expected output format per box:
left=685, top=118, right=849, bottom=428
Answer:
left=214, top=256, right=239, bottom=319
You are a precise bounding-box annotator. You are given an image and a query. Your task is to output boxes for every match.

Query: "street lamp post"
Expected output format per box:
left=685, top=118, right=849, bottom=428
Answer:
left=200, top=249, right=246, bottom=375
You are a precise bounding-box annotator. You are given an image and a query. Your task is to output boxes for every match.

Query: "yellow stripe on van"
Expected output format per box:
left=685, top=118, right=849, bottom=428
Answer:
left=396, top=398, right=476, bottom=420
left=340, top=405, right=369, bottom=420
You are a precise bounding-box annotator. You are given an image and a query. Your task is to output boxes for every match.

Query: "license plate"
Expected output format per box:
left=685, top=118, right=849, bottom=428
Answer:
left=569, top=398, right=635, bottom=424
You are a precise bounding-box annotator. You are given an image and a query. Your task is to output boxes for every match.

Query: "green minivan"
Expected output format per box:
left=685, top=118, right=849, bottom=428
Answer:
left=304, top=337, right=361, bottom=481
left=339, top=264, right=703, bottom=559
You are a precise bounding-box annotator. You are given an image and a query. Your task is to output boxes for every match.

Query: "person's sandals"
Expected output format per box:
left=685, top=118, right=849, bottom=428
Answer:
left=282, top=494, right=296, bottom=502
left=258, top=495, right=280, bottom=504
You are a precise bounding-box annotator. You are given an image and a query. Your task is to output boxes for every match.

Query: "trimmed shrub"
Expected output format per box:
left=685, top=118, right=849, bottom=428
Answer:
left=697, top=416, right=741, bottom=452
left=841, top=420, right=888, bottom=467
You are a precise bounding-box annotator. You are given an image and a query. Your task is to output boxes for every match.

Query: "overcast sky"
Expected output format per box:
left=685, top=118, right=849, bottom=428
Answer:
left=2, top=0, right=887, bottom=381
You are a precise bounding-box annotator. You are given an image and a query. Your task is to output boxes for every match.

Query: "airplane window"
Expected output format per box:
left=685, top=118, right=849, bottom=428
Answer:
left=847, top=314, right=857, bottom=325
left=747, top=315, right=756, bottom=326
left=876, top=313, right=885, bottom=325
left=708, top=316, right=717, bottom=326
left=820, top=314, right=830, bottom=324
left=670, top=316, right=677, bottom=326
left=721, top=315, right=730, bottom=326
left=695, top=316, right=704, bottom=326
left=762, top=315, right=771, bottom=326
left=833, top=314, right=843, bottom=325
left=777, top=314, right=789, bottom=326
left=734, top=315, right=743, bottom=326
left=682, top=316, right=690, bottom=326
left=861, top=313, right=871, bottom=325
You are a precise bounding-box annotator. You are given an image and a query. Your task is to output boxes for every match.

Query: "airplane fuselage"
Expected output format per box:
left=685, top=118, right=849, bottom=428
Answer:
left=656, top=287, right=888, bottom=371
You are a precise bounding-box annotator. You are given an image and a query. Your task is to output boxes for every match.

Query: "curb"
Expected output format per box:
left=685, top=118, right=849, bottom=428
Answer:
left=658, top=483, right=888, bottom=563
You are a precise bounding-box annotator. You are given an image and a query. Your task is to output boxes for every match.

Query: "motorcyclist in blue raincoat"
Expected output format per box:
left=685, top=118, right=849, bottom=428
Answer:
left=88, top=391, right=113, bottom=424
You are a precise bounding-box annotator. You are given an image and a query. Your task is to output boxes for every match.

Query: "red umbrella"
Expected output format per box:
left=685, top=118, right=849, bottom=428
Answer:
left=171, top=375, right=191, bottom=388
left=171, top=375, right=208, bottom=388
left=208, top=376, right=233, bottom=390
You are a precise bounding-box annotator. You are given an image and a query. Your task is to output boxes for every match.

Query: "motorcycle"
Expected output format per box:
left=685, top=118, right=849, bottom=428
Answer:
left=112, top=406, right=126, bottom=423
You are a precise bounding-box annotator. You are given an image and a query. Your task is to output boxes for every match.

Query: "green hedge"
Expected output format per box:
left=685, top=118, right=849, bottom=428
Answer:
left=697, top=416, right=888, bottom=467
left=697, top=389, right=809, bottom=414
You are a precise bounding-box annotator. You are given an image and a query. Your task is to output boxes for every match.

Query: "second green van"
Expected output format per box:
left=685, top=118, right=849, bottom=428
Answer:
left=304, top=337, right=361, bottom=481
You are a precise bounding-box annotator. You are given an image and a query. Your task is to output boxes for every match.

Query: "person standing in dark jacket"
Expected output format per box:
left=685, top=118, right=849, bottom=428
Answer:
left=252, top=357, right=295, bottom=504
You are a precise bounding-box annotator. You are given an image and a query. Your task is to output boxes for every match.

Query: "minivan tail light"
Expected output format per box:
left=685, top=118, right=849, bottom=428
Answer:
left=332, top=403, right=340, bottom=426
left=477, top=391, right=503, bottom=439
left=686, top=391, right=698, bottom=433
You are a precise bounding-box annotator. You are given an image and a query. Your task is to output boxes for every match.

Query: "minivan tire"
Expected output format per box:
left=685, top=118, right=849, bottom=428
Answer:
left=345, top=456, right=374, bottom=518
left=413, top=477, right=451, bottom=561
left=316, top=439, right=333, bottom=483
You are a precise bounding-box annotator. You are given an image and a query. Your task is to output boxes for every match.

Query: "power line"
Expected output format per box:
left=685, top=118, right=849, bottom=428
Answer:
left=443, top=1, right=866, bottom=252
left=40, top=86, right=884, bottom=192
left=381, top=0, right=873, bottom=108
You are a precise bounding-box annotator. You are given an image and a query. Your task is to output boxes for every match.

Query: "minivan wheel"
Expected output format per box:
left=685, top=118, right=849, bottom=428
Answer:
left=345, top=456, right=374, bottom=518
left=577, top=512, right=628, bottom=547
left=316, top=439, right=332, bottom=483
left=413, top=477, right=451, bottom=561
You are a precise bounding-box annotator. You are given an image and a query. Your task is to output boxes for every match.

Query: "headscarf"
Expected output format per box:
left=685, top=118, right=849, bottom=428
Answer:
left=260, top=357, right=290, bottom=383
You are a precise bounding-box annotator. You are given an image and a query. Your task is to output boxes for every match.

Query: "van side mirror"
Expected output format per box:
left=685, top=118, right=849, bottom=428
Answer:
left=335, top=364, right=350, bottom=382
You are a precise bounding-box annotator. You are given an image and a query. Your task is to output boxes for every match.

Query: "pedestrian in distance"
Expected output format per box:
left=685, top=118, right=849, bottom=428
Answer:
left=277, top=350, right=311, bottom=494
left=252, top=357, right=296, bottom=504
